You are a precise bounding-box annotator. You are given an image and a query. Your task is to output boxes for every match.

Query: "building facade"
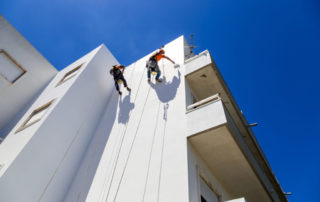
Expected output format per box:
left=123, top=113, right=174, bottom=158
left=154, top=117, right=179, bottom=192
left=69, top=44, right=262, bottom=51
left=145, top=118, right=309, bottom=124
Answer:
left=0, top=15, right=57, bottom=141
left=0, top=16, right=287, bottom=202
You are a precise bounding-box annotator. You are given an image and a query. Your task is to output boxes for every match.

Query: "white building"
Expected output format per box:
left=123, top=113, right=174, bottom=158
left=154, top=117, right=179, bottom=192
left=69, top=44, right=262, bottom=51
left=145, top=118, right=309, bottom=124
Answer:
left=0, top=16, right=287, bottom=202
left=0, top=15, right=57, bottom=141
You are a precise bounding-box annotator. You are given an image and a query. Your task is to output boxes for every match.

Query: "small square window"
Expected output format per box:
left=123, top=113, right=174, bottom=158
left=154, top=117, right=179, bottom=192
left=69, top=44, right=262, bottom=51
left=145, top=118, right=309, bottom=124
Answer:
left=16, top=100, right=55, bottom=133
left=0, top=50, right=26, bottom=83
left=56, top=64, right=83, bottom=86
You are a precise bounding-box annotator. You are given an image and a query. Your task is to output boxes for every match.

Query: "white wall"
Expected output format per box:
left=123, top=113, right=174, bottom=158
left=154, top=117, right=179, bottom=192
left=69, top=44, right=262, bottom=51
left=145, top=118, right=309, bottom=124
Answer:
left=0, top=44, right=118, bottom=202
left=0, top=28, right=282, bottom=202
left=0, top=15, right=57, bottom=137
left=64, top=36, right=190, bottom=202
left=69, top=36, right=234, bottom=202
left=186, top=100, right=227, bottom=136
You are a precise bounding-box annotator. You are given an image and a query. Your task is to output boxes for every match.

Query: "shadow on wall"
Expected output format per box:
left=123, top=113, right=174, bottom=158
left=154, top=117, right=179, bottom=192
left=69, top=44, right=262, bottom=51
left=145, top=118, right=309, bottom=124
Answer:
left=118, top=92, right=135, bottom=124
left=150, top=70, right=181, bottom=103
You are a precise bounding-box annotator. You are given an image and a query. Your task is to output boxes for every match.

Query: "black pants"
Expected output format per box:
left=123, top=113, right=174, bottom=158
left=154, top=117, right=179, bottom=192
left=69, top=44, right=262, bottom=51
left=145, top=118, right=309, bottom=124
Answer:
left=114, top=74, right=128, bottom=91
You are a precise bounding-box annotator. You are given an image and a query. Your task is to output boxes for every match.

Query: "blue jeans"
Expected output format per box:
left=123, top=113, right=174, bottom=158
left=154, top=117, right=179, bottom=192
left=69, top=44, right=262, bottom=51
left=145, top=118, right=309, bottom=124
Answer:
left=147, top=67, right=161, bottom=80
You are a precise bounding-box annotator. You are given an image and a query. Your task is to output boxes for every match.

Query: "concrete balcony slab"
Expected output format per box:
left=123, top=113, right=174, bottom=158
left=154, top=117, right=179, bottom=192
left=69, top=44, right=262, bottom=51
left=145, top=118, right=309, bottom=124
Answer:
left=186, top=99, right=281, bottom=201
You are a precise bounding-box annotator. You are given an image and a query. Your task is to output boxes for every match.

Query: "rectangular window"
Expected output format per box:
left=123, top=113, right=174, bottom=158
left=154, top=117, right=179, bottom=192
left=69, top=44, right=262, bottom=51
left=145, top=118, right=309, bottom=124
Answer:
left=0, top=50, right=26, bottom=83
left=16, top=100, right=55, bottom=133
left=199, top=174, right=220, bottom=202
left=56, top=64, right=83, bottom=86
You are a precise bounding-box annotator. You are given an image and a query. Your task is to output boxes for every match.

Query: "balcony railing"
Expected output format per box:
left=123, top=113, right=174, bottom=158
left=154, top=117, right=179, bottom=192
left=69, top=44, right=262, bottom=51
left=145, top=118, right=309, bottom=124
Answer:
left=186, top=95, right=227, bottom=137
left=185, top=50, right=212, bottom=76
left=186, top=93, right=221, bottom=111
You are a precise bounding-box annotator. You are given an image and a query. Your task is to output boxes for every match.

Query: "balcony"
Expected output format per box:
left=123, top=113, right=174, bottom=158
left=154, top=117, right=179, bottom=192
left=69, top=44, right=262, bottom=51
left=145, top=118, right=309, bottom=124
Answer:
left=185, top=50, right=212, bottom=76
left=186, top=98, right=272, bottom=201
left=186, top=94, right=226, bottom=136
left=184, top=51, right=287, bottom=202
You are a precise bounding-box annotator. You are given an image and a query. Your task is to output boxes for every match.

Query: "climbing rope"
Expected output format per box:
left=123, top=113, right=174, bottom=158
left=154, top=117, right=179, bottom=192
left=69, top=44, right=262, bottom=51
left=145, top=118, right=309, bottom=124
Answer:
left=112, top=58, right=166, bottom=202
left=156, top=61, right=169, bottom=202
left=156, top=116, right=167, bottom=202
left=98, top=61, right=139, bottom=201
left=105, top=61, right=150, bottom=202
left=141, top=60, right=167, bottom=202
left=141, top=93, right=161, bottom=202
left=112, top=84, right=152, bottom=201
left=70, top=61, right=139, bottom=202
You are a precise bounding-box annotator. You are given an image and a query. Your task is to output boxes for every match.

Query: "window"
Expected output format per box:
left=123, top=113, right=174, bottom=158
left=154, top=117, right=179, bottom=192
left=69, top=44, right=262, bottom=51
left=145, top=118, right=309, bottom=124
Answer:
left=56, top=64, right=83, bottom=86
left=16, top=100, right=55, bottom=133
left=0, top=50, right=26, bottom=83
left=201, top=195, right=208, bottom=202
left=199, top=173, right=221, bottom=202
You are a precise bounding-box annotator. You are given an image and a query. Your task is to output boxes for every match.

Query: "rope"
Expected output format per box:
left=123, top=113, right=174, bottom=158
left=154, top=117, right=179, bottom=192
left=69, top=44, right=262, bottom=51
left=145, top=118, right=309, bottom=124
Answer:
left=60, top=61, right=139, bottom=202
left=105, top=62, right=149, bottom=202
left=141, top=101, right=161, bottom=202
left=155, top=60, right=169, bottom=202
left=112, top=84, right=152, bottom=202
left=98, top=61, right=139, bottom=201
left=106, top=57, right=170, bottom=201
left=156, top=115, right=167, bottom=202
left=142, top=60, right=168, bottom=202
left=112, top=57, right=165, bottom=201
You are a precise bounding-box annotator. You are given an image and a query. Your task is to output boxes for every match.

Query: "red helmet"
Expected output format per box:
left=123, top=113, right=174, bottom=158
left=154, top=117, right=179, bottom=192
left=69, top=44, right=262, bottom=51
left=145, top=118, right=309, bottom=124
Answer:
left=159, top=49, right=165, bottom=54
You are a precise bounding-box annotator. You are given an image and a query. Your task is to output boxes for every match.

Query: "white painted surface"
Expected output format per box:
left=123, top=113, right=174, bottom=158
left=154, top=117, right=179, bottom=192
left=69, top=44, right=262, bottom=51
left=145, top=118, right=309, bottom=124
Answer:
left=0, top=74, right=9, bottom=92
left=78, top=36, right=190, bottom=202
left=0, top=15, right=57, bottom=138
left=0, top=44, right=118, bottom=202
left=0, top=52, right=24, bottom=82
left=0, top=30, right=285, bottom=202
left=200, top=177, right=219, bottom=202
left=186, top=99, right=227, bottom=136
left=186, top=93, right=220, bottom=110
left=185, top=50, right=212, bottom=75
left=224, top=197, right=246, bottom=202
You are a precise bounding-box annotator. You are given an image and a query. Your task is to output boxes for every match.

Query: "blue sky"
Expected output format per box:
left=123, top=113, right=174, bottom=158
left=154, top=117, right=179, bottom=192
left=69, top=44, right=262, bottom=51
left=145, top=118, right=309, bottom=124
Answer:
left=2, top=0, right=320, bottom=201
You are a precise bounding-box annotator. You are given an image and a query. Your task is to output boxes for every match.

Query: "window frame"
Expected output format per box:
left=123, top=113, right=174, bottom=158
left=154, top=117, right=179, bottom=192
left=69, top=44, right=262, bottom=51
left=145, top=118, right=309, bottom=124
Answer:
left=197, top=168, right=222, bottom=202
left=56, top=63, right=83, bottom=87
left=15, top=99, right=55, bottom=133
left=0, top=49, right=26, bottom=83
